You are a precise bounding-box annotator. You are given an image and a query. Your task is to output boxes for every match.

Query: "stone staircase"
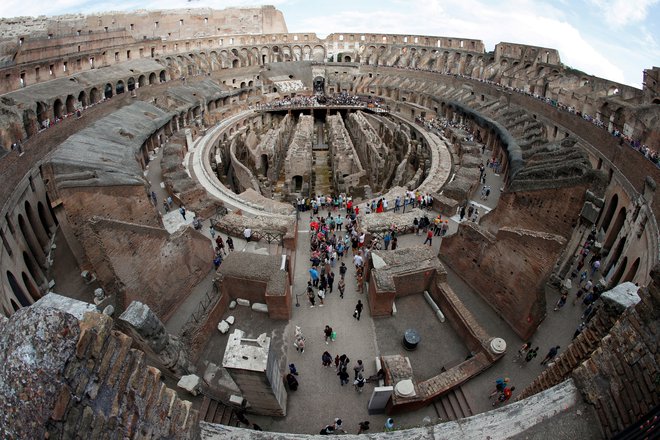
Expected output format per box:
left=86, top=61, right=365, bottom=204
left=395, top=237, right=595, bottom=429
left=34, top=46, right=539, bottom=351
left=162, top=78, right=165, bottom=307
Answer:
left=199, top=396, right=240, bottom=426
left=432, top=386, right=473, bottom=421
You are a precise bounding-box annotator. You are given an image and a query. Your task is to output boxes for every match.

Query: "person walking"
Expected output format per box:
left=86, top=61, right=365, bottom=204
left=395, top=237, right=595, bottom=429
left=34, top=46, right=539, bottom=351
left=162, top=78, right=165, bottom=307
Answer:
left=354, top=300, right=364, bottom=320
left=226, top=236, right=234, bottom=251
left=328, top=271, right=335, bottom=293
left=337, top=367, right=350, bottom=386
left=514, top=342, right=532, bottom=363
left=209, top=224, right=216, bottom=239
left=179, top=206, right=187, bottom=220
left=354, top=373, right=366, bottom=392
left=423, top=228, right=433, bottom=246
left=522, top=347, right=539, bottom=367
left=492, top=386, right=515, bottom=407
left=358, top=421, right=370, bottom=434
left=339, top=262, right=347, bottom=280
left=317, top=288, right=326, bottom=306
left=353, top=360, right=364, bottom=380
left=540, top=346, right=561, bottom=365
left=307, top=285, right=316, bottom=308
left=489, top=377, right=510, bottom=397
left=554, top=292, right=568, bottom=311
left=338, top=278, right=345, bottom=299
left=391, top=236, right=398, bottom=250
left=384, top=418, right=395, bottom=432
left=324, top=325, right=333, bottom=344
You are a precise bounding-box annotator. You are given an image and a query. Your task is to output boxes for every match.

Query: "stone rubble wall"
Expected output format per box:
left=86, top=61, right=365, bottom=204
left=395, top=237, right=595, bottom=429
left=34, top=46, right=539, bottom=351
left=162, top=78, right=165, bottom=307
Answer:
left=326, top=114, right=366, bottom=192
left=283, top=114, right=314, bottom=192
left=251, top=113, right=294, bottom=182
left=345, top=111, right=392, bottom=191
left=0, top=307, right=198, bottom=440
left=89, top=217, right=213, bottom=322
left=571, top=272, right=660, bottom=437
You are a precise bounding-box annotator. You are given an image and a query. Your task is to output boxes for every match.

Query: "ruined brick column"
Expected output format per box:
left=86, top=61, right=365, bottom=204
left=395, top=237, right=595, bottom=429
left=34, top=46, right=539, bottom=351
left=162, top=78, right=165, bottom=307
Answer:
left=119, top=301, right=193, bottom=377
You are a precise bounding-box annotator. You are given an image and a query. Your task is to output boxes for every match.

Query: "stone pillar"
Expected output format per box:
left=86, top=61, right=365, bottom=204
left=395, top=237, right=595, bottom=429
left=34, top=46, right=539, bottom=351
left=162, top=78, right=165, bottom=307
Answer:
left=222, top=329, right=287, bottom=416
left=118, top=301, right=192, bottom=377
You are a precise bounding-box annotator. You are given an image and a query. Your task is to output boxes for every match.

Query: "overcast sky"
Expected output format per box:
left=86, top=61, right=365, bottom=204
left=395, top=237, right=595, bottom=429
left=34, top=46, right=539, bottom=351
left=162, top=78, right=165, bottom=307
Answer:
left=1, top=0, right=657, bottom=88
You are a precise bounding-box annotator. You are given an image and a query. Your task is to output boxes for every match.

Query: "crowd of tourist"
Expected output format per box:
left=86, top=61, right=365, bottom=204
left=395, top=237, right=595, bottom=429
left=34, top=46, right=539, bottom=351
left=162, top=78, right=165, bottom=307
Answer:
left=390, top=64, right=657, bottom=166
left=257, top=92, right=386, bottom=111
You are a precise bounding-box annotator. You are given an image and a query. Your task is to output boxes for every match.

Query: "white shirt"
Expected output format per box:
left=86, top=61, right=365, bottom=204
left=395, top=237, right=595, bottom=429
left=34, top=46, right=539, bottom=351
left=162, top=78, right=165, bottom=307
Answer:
left=243, top=228, right=252, bottom=239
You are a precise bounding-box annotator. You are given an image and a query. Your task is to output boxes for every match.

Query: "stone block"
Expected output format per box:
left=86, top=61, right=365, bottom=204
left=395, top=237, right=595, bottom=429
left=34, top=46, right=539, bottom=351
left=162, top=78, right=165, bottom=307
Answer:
left=229, top=395, right=244, bottom=406
left=226, top=315, right=235, bottom=325
left=580, top=201, right=600, bottom=224
left=177, top=374, right=201, bottom=396
left=237, top=298, right=250, bottom=307
left=229, top=300, right=237, bottom=309
left=252, top=303, right=268, bottom=313
left=218, top=320, right=230, bottom=334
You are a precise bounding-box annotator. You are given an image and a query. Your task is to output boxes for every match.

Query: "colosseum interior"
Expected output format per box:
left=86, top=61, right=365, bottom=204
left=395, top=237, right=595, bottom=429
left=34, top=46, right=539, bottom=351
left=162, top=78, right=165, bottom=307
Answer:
left=0, top=5, right=658, bottom=440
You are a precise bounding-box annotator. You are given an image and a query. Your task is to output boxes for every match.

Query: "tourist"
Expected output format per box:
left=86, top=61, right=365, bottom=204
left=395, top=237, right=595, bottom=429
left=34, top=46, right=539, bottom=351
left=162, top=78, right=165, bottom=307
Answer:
left=492, top=386, right=515, bottom=407
left=354, top=300, right=364, bottom=320
left=540, top=346, right=561, bottom=365
left=333, top=418, right=346, bottom=433
left=286, top=373, right=298, bottom=391
left=162, top=200, right=170, bottom=213
left=339, top=262, right=347, bottom=280
left=384, top=231, right=391, bottom=249
left=384, top=418, right=395, bottom=432
left=554, top=292, right=568, bottom=311
left=391, top=236, right=398, bottom=250
left=317, top=288, right=325, bottom=306
left=307, top=284, right=316, bottom=308
left=288, top=363, right=299, bottom=376
left=591, top=259, right=601, bottom=275
left=423, top=228, right=433, bottom=246
left=338, top=278, right=345, bottom=298
left=337, top=367, right=350, bottom=386
left=322, top=351, right=333, bottom=367
left=243, top=227, right=252, bottom=242
left=514, top=342, right=532, bottom=363
left=327, top=271, right=335, bottom=293
left=358, top=421, right=370, bottom=434
left=167, top=196, right=173, bottom=208
left=489, top=377, right=510, bottom=397
left=179, top=206, right=187, bottom=220
left=226, top=236, right=234, bottom=251
left=309, top=266, right=320, bottom=287
left=215, top=236, right=226, bottom=255
left=354, top=373, right=366, bottom=392
left=209, top=224, right=216, bottom=239
left=523, top=347, right=539, bottom=366
left=324, top=325, right=333, bottom=343
left=353, top=359, right=364, bottom=379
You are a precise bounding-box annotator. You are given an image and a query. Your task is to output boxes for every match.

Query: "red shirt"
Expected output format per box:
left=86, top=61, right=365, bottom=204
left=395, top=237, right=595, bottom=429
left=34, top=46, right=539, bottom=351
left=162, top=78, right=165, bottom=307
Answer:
left=427, top=230, right=433, bottom=238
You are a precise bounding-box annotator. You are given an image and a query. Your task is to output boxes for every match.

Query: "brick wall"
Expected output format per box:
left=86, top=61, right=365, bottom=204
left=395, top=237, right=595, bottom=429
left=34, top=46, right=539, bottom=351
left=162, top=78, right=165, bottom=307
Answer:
left=265, top=283, right=292, bottom=320
left=441, top=223, right=565, bottom=340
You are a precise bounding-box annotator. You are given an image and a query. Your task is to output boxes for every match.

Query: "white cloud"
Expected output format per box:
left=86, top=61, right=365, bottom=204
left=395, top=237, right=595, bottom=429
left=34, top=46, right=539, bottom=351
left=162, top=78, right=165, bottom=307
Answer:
left=589, top=0, right=660, bottom=27
left=0, top=0, right=654, bottom=87
left=293, top=0, right=627, bottom=84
